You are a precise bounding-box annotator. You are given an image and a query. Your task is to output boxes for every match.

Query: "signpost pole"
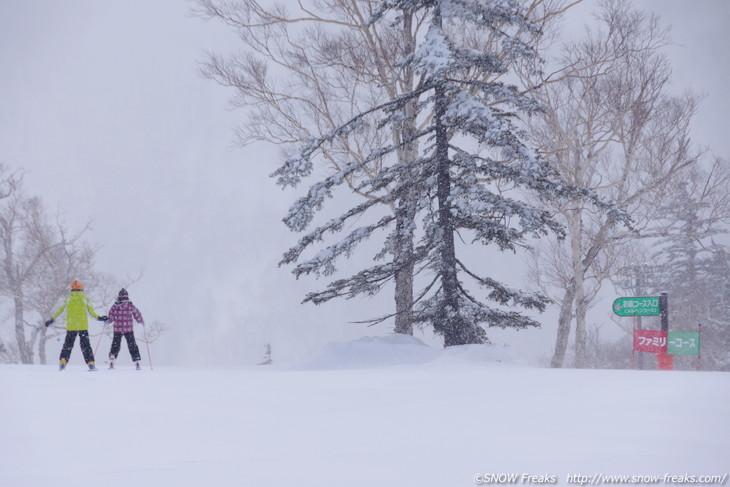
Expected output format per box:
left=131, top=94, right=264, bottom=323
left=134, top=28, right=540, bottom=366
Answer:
left=631, top=315, right=636, bottom=370
left=632, top=315, right=636, bottom=370
left=636, top=277, right=644, bottom=370
left=637, top=313, right=644, bottom=370
left=660, top=293, right=669, bottom=332
left=697, top=323, right=702, bottom=372
left=658, top=293, right=673, bottom=371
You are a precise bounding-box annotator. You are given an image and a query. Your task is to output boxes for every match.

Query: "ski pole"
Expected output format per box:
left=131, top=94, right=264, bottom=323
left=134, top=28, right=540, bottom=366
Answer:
left=93, top=320, right=108, bottom=358
left=142, top=323, right=153, bottom=370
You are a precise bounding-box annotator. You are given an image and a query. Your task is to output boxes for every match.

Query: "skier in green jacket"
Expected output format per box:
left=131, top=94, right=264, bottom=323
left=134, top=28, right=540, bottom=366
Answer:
left=45, top=280, right=107, bottom=371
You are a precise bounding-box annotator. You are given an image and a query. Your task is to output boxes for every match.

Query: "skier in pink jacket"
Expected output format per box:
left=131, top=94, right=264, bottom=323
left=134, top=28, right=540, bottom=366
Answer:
left=107, top=288, right=145, bottom=370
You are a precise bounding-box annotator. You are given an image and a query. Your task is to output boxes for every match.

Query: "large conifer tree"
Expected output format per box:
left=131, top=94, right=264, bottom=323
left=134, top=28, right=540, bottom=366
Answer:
left=274, top=0, right=618, bottom=346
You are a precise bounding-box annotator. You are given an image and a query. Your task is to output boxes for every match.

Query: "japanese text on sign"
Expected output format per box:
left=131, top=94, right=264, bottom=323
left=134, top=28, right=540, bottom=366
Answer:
left=667, top=331, right=700, bottom=355
left=633, top=330, right=668, bottom=353
left=613, top=296, right=661, bottom=316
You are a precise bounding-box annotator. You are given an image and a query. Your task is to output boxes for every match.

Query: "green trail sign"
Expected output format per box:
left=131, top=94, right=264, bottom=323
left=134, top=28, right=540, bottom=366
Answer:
left=612, top=296, right=661, bottom=316
left=667, top=331, right=700, bottom=355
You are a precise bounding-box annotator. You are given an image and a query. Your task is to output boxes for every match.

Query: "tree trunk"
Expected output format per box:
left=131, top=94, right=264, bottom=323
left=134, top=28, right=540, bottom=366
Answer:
left=394, top=196, right=415, bottom=335
left=551, top=281, right=576, bottom=368
left=574, top=293, right=588, bottom=368
left=436, top=86, right=456, bottom=343
left=392, top=11, right=417, bottom=335
left=38, top=326, right=48, bottom=365
left=433, top=82, right=475, bottom=347
left=570, top=205, right=589, bottom=368
left=14, top=293, right=32, bottom=364
left=552, top=204, right=587, bottom=368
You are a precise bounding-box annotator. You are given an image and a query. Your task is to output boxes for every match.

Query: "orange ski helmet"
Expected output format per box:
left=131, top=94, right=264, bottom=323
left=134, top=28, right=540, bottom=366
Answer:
left=70, top=280, right=84, bottom=291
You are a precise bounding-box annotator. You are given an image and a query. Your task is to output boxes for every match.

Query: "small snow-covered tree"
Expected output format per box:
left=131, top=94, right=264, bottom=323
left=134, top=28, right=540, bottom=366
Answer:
left=274, top=0, right=621, bottom=346
left=259, top=343, right=273, bottom=365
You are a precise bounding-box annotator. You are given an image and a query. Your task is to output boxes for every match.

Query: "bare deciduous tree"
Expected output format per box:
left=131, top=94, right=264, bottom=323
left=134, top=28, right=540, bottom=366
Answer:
left=0, top=194, right=59, bottom=364
left=0, top=184, right=106, bottom=364
left=25, top=222, right=111, bottom=365
left=525, top=0, right=715, bottom=368
left=196, top=0, right=423, bottom=333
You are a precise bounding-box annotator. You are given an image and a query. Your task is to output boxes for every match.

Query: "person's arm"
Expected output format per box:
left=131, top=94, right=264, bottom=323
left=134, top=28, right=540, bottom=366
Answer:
left=106, top=305, right=116, bottom=324
left=85, top=298, right=101, bottom=320
left=53, top=301, right=67, bottom=320
left=45, top=300, right=68, bottom=327
left=133, top=304, right=145, bottom=325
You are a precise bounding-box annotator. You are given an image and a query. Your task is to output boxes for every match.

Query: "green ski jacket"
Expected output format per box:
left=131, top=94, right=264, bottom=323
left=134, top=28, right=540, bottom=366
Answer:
left=53, top=291, right=100, bottom=331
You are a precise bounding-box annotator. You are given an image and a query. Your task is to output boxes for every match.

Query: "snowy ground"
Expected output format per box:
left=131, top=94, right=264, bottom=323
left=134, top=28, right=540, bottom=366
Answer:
left=2, top=336, right=728, bottom=487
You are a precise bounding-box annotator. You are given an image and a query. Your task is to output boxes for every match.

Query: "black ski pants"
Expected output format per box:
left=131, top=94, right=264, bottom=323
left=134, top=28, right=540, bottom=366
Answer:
left=60, top=330, right=95, bottom=364
left=109, top=332, right=141, bottom=362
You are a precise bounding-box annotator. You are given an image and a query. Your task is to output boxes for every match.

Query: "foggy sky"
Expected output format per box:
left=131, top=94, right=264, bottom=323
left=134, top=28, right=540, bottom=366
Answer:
left=0, top=1, right=728, bottom=365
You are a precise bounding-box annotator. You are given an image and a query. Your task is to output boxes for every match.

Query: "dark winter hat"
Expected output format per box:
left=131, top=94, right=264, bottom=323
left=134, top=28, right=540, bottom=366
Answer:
left=118, top=288, right=129, bottom=298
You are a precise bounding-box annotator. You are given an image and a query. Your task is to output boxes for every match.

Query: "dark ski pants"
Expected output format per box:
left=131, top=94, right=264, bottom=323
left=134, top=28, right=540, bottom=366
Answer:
left=109, top=332, right=141, bottom=362
left=60, top=330, right=95, bottom=364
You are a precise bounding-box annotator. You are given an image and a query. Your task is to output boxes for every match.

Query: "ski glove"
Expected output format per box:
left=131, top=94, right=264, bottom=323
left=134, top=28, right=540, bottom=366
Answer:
left=98, top=316, right=109, bottom=322
left=44, top=319, right=54, bottom=327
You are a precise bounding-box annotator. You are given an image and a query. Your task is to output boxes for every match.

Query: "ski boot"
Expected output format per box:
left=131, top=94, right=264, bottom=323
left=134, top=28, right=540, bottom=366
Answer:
left=87, top=361, right=97, bottom=371
left=59, top=358, right=67, bottom=371
left=108, top=358, right=115, bottom=370
left=135, top=362, right=141, bottom=370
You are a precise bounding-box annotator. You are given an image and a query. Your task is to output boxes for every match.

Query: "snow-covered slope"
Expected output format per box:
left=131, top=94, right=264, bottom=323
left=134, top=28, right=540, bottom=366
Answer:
left=2, top=337, right=728, bottom=487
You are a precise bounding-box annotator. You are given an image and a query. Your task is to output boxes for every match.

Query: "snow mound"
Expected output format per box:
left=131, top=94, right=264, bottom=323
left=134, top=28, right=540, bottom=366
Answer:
left=302, top=334, right=440, bottom=369
left=301, top=335, right=523, bottom=369
left=433, top=342, right=525, bottom=366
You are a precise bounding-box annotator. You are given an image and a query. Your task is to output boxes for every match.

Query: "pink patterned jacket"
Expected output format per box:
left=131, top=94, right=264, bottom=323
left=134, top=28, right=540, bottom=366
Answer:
left=107, top=299, right=144, bottom=333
